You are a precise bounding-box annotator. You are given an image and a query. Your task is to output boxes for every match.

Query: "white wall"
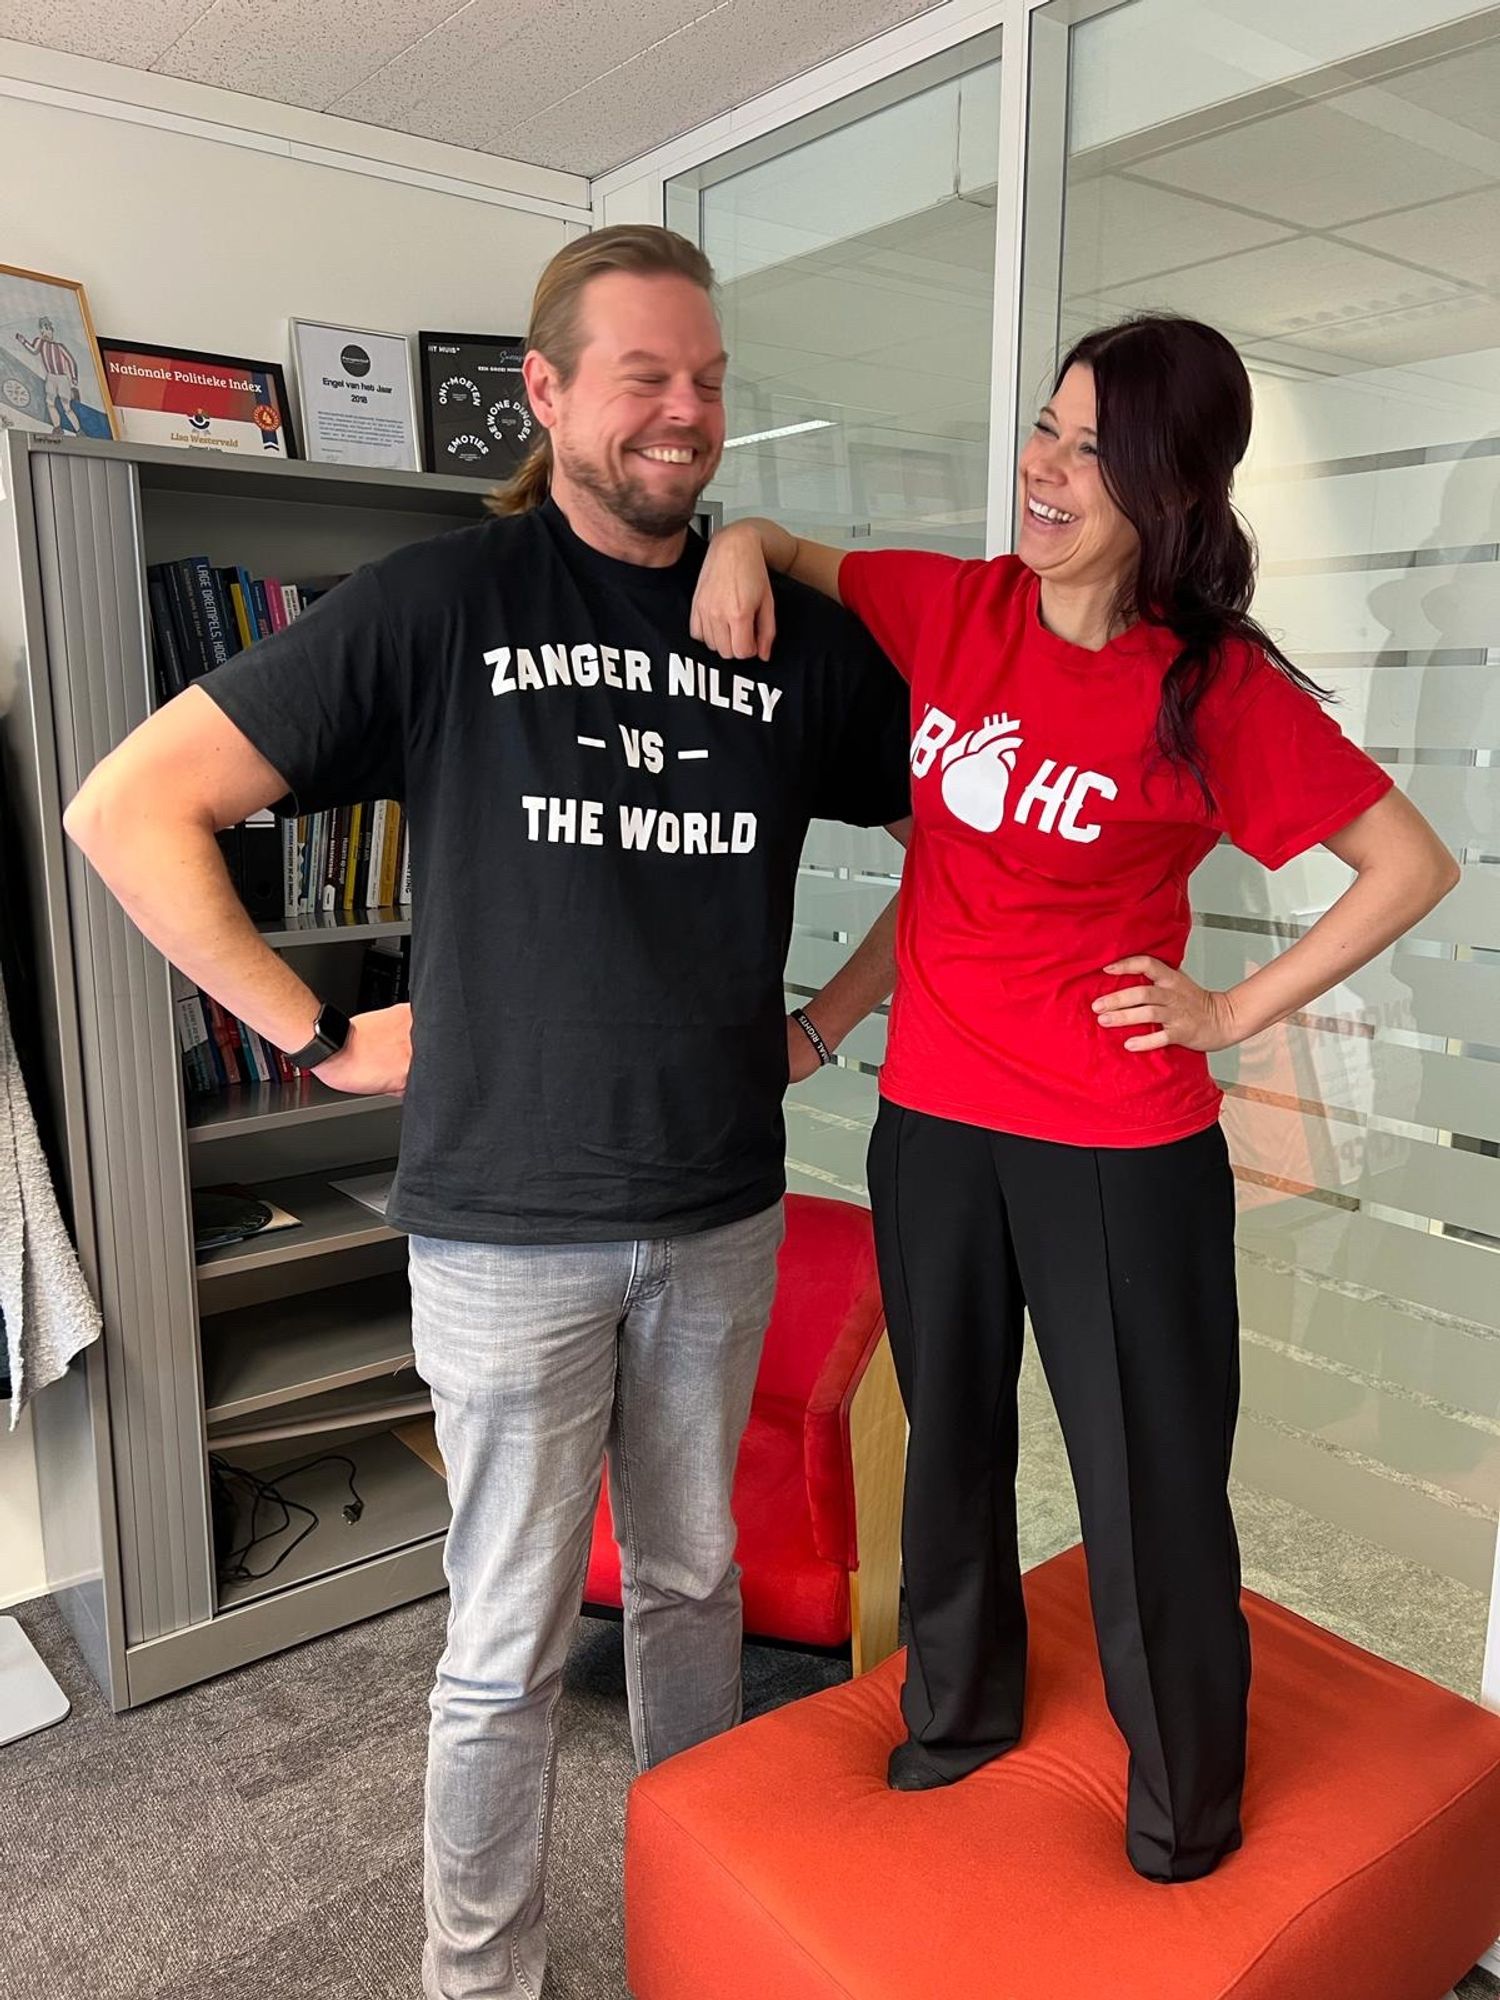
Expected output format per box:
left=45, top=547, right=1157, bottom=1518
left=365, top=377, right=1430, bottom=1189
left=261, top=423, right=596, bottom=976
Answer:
left=0, top=45, right=586, bottom=1607
left=0, top=1409, right=46, bottom=1609
left=0, top=54, right=584, bottom=369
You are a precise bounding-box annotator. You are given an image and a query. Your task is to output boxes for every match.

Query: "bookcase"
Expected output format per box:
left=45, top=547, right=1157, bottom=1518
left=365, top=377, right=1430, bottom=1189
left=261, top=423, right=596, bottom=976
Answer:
left=0, top=433, right=486, bottom=1709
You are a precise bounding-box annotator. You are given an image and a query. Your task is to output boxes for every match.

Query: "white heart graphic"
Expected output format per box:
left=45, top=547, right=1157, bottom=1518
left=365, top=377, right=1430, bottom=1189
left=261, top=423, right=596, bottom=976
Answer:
left=940, top=714, right=1023, bottom=832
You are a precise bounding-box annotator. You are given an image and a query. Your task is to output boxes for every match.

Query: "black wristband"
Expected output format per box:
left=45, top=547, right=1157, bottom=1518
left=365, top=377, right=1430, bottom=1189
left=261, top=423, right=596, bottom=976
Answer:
left=283, top=1001, right=351, bottom=1071
left=791, top=1008, right=833, bottom=1067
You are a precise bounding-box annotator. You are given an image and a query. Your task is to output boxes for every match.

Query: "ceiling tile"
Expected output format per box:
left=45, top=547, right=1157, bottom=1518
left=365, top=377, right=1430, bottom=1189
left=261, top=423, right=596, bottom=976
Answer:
left=723, top=335, right=827, bottom=382
left=366, top=0, right=716, bottom=152
left=1091, top=232, right=1470, bottom=344
left=1374, top=38, right=1500, bottom=146
left=0, top=0, right=208, bottom=68
left=4, top=0, right=945, bottom=177
left=1334, top=184, right=1500, bottom=288
left=1245, top=290, right=1500, bottom=371
left=1130, top=97, right=1492, bottom=228
left=487, top=0, right=940, bottom=176
left=1062, top=173, right=1293, bottom=295
left=157, top=0, right=467, bottom=110
left=728, top=266, right=988, bottom=360
left=717, top=202, right=997, bottom=310
left=325, top=0, right=558, bottom=130
left=824, top=235, right=995, bottom=305
left=871, top=201, right=998, bottom=274
left=842, top=325, right=993, bottom=389
left=731, top=349, right=965, bottom=422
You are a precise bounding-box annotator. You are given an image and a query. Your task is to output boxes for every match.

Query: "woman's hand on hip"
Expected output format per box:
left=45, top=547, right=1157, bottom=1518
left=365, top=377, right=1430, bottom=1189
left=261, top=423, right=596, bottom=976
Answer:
left=690, top=521, right=778, bottom=662
left=1093, top=958, right=1241, bottom=1054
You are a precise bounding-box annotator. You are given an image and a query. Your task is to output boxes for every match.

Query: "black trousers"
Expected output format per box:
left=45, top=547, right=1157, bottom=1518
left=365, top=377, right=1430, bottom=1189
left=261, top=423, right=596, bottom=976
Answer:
left=867, top=1100, right=1251, bottom=1883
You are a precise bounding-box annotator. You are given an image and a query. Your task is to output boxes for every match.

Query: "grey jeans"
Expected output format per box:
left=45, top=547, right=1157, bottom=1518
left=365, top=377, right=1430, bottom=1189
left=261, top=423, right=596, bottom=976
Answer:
left=408, top=1201, right=785, bottom=2000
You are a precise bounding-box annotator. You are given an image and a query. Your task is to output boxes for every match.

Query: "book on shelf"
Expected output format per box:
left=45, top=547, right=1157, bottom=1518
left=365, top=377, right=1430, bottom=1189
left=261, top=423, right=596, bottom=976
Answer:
left=171, top=966, right=299, bottom=1097
left=144, top=557, right=370, bottom=922
left=282, top=800, right=410, bottom=920
left=144, top=555, right=336, bottom=702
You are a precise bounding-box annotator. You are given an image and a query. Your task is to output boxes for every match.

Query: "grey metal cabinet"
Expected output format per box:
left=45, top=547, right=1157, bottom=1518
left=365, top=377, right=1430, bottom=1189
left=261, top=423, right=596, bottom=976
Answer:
left=1, top=434, right=482, bottom=1708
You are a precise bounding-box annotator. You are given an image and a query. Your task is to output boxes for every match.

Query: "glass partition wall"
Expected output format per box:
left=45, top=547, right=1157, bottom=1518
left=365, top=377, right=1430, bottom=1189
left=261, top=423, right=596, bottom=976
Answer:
left=665, top=0, right=1499, bottom=1699
left=668, top=45, right=1003, bottom=1206
left=1024, top=0, right=1500, bottom=1694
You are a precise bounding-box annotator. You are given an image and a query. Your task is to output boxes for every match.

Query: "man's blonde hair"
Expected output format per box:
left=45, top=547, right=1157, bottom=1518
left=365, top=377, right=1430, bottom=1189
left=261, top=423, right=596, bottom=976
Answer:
left=487, top=225, right=717, bottom=516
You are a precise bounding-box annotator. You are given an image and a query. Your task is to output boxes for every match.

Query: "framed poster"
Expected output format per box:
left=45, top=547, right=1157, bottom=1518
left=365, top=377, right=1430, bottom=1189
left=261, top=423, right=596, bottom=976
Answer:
left=290, top=319, right=420, bottom=470
left=418, top=331, right=535, bottom=479
left=0, top=264, right=118, bottom=440
left=98, top=339, right=297, bottom=458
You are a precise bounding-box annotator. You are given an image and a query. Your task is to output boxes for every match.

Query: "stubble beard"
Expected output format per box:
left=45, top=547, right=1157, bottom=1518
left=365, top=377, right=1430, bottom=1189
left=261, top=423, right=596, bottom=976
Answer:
left=557, top=439, right=712, bottom=540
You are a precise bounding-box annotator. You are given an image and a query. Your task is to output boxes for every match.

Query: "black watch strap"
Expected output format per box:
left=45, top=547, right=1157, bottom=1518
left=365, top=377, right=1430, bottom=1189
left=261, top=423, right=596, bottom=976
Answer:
left=283, top=1002, right=351, bottom=1070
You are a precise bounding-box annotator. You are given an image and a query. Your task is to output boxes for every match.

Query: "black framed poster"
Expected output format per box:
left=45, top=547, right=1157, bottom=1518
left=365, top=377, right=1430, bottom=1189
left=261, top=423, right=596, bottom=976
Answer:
left=418, top=331, right=536, bottom=479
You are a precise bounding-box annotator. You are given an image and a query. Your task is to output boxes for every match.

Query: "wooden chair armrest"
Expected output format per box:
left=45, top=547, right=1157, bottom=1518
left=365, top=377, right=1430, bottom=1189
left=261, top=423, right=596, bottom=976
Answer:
left=847, top=1328, right=905, bottom=1675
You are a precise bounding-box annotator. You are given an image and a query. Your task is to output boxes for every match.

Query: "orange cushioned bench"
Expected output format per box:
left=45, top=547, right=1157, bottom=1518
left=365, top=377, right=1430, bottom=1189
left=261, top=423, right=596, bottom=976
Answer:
left=626, top=1545, right=1500, bottom=2000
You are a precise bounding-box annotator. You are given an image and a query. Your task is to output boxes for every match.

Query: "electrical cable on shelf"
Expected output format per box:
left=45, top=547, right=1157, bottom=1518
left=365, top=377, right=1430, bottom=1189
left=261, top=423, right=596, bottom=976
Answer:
left=209, top=1451, right=366, bottom=1582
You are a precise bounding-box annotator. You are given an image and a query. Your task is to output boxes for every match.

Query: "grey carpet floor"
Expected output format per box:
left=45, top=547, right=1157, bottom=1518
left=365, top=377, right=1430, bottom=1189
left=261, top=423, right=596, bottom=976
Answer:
left=0, top=1592, right=844, bottom=2000
left=3, top=1589, right=1499, bottom=2000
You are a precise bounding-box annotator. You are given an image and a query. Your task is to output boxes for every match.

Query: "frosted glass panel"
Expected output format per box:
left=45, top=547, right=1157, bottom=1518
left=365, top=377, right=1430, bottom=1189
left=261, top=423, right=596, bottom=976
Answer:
left=672, top=55, right=1000, bottom=1203
left=1046, top=0, right=1500, bottom=1692
left=684, top=62, right=1000, bottom=560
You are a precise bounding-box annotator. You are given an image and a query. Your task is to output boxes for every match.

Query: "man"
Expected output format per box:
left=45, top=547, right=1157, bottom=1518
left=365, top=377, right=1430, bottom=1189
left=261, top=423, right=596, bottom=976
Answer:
left=65, top=225, right=910, bottom=1999
left=14, top=316, right=82, bottom=435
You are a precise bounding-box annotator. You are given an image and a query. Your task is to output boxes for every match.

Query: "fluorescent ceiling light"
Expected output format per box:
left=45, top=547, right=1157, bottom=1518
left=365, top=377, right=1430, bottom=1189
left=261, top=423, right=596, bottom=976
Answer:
left=723, top=419, right=835, bottom=449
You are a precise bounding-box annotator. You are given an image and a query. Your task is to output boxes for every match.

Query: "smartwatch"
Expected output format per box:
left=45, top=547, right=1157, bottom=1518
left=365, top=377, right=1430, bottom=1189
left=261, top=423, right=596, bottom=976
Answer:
left=283, top=1002, right=352, bottom=1071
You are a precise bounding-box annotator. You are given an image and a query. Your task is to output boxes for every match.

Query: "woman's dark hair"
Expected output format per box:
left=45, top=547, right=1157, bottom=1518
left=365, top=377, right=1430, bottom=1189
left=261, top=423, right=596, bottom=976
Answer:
left=1054, top=314, right=1328, bottom=806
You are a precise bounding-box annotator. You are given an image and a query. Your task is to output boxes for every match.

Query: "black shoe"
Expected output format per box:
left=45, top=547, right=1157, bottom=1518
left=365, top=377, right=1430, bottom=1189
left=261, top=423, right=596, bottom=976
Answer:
left=1128, top=1826, right=1243, bottom=1884
left=886, top=1737, right=1007, bottom=1792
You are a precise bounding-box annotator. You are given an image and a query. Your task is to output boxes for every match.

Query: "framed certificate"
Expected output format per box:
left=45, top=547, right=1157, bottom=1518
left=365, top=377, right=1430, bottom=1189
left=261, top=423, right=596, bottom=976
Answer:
left=290, top=319, right=420, bottom=470
left=418, top=330, right=536, bottom=480
left=98, top=340, right=296, bottom=457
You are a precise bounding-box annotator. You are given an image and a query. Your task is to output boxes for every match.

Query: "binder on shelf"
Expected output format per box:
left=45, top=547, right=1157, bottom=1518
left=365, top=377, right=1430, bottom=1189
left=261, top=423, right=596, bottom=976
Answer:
left=356, top=936, right=410, bottom=1012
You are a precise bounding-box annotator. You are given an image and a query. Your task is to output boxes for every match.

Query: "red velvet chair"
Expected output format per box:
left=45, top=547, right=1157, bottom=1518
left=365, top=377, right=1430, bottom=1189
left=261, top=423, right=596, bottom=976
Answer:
left=584, top=1192, right=906, bottom=1673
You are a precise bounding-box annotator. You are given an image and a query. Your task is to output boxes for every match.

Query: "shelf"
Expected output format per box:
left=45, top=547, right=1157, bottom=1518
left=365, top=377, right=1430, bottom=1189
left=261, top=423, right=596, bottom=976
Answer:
left=214, top=1429, right=451, bottom=1612
left=195, top=1162, right=401, bottom=1287
left=257, top=907, right=411, bottom=947
left=201, top=1271, right=414, bottom=1422
left=41, top=434, right=489, bottom=514
left=207, top=1382, right=431, bottom=1451
left=188, top=1078, right=401, bottom=1142
left=11, top=430, right=452, bottom=1711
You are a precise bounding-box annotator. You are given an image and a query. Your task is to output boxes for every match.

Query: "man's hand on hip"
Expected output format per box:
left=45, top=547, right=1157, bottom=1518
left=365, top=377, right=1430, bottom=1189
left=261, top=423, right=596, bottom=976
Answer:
left=317, top=1004, right=412, bottom=1097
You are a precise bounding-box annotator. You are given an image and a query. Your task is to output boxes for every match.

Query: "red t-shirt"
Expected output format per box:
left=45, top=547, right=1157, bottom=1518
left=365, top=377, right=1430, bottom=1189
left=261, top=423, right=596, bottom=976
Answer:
left=840, top=550, right=1393, bottom=1149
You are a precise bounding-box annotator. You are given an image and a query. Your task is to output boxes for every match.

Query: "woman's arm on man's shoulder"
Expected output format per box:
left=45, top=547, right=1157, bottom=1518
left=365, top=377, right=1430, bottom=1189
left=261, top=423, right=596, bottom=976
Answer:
left=692, top=518, right=845, bottom=662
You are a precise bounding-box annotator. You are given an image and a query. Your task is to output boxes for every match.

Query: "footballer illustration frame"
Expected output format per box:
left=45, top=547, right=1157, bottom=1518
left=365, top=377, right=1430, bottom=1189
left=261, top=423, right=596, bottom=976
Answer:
left=0, top=263, right=119, bottom=442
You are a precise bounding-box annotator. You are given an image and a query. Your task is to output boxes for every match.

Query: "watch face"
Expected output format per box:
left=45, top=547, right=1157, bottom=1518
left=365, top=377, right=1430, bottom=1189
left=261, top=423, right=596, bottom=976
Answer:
left=317, top=1004, right=351, bottom=1053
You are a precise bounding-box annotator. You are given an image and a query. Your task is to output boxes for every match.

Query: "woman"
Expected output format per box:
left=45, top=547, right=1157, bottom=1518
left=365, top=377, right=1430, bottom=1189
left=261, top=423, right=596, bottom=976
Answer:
left=690, top=315, right=1458, bottom=1884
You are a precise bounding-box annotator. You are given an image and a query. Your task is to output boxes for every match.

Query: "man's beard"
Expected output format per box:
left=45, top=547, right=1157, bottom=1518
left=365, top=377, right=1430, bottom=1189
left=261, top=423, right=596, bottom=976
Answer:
left=558, top=440, right=711, bottom=539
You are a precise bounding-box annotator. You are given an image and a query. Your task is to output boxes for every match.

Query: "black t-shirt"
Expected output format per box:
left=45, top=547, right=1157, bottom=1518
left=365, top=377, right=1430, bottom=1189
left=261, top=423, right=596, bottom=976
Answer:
left=201, top=500, right=911, bottom=1243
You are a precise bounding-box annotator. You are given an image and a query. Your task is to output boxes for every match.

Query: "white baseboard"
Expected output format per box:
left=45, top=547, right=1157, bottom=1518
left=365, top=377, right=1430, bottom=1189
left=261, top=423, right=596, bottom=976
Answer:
left=0, top=1581, right=49, bottom=1613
